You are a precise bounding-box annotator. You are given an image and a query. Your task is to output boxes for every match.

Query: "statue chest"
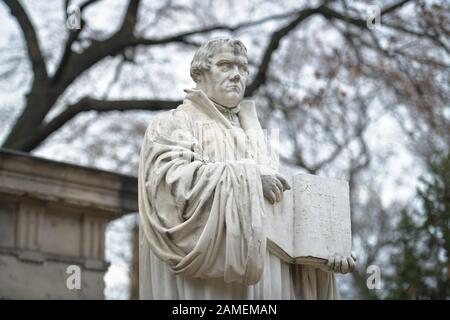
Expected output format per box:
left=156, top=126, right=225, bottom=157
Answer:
left=192, top=120, right=256, bottom=163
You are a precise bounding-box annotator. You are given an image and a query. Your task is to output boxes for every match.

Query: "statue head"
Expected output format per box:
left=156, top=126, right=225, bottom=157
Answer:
left=190, top=38, right=249, bottom=108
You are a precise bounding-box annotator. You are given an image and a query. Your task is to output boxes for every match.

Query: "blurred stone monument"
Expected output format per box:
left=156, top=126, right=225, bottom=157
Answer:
left=0, top=149, right=137, bottom=299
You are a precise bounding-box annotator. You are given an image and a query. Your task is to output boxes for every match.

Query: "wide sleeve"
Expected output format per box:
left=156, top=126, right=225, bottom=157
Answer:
left=138, top=109, right=267, bottom=285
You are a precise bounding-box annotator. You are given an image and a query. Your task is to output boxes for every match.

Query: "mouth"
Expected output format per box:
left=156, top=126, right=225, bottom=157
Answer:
left=226, top=85, right=240, bottom=92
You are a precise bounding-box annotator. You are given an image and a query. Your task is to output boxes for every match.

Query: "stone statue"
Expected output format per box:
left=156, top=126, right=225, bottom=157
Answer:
left=138, top=38, right=355, bottom=299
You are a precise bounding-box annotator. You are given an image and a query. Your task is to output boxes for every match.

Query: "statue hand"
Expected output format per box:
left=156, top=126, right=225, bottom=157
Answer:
left=261, top=173, right=291, bottom=204
left=326, top=252, right=357, bottom=274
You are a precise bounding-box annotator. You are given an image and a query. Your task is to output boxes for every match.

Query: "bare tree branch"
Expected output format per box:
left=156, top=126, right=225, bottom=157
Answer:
left=383, top=22, right=450, bottom=54
left=245, top=6, right=322, bottom=96
left=64, top=9, right=301, bottom=88
left=3, top=0, right=48, bottom=80
left=56, top=0, right=141, bottom=88
left=17, top=97, right=182, bottom=152
left=0, top=0, right=435, bottom=153
left=4, top=1, right=301, bottom=151
left=132, top=12, right=298, bottom=47
left=381, top=0, right=412, bottom=15
left=53, top=5, right=308, bottom=92
left=245, top=0, right=412, bottom=96
left=52, top=0, right=102, bottom=84
left=319, top=0, right=413, bottom=30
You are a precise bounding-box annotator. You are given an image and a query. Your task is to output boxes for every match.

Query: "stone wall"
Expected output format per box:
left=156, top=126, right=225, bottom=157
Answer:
left=0, top=149, right=138, bottom=299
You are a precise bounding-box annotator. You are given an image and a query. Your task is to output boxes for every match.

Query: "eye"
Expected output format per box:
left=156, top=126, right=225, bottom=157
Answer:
left=239, top=64, right=249, bottom=74
left=217, top=61, right=230, bottom=67
left=223, top=64, right=231, bottom=69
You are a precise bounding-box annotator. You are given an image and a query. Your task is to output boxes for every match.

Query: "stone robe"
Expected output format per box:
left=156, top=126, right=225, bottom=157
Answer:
left=138, top=89, right=340, bottom=299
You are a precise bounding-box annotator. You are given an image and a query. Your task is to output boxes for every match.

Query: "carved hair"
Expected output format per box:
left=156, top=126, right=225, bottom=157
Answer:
left=190, top=38, right=248, bottom=83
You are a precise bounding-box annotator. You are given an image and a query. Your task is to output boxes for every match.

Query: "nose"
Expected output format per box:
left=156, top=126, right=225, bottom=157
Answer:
left=230, top=66, right=241, bottom=81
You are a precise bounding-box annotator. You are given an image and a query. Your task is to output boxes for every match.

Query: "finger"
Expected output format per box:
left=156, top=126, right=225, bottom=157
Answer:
left=274, top=178, right=284, bottom=192
left=275, top=174, right=291, bottom=190
left=334, top=255, right=341, bottom=273
left=273, top=186, right=282, bottom=202
left=327, top=255, right=334, bottom=271
left=264, top=189, right=274, bottom=203
left=347, top=257, right=356, bottom=272
left=271, top=177, right=282, bottom=198
left=340, top=256, right=349, bottom=274
left=268, top=191, right=276, bottom=204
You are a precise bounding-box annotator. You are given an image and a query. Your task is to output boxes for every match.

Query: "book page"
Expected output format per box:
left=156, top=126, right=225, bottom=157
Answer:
left=263, top=174, right=294, bottom=258
left=292, top=173, right=352, bottom=260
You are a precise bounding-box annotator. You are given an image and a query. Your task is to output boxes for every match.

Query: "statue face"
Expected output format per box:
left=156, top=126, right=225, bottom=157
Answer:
left=197, top=46, right=249, bottom=108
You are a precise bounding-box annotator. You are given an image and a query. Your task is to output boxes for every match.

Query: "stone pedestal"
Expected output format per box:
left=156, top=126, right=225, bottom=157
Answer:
left=0, top=149, right=137, bottom=299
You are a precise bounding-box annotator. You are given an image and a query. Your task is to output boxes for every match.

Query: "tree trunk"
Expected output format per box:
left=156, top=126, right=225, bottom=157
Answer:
left=2, top=83, right=61, bottom=151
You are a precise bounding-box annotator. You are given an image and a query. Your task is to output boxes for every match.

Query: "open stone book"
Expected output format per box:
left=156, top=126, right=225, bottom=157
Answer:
left=264, top=171, right=352, bottom=267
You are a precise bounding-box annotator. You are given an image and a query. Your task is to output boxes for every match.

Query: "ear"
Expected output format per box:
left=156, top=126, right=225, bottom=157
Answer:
left=193, top=70, right=203, bottom=84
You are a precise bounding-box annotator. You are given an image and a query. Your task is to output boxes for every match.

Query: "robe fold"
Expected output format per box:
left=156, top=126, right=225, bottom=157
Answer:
left=138, top=89, right=340, bottom=299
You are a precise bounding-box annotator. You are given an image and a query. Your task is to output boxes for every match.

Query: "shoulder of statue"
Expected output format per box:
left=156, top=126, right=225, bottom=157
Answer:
left=144, top=103, right=194, bottom=135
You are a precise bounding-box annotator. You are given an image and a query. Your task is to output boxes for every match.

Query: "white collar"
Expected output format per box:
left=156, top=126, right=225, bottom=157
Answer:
left=183, top=88, right=261, bottom=132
